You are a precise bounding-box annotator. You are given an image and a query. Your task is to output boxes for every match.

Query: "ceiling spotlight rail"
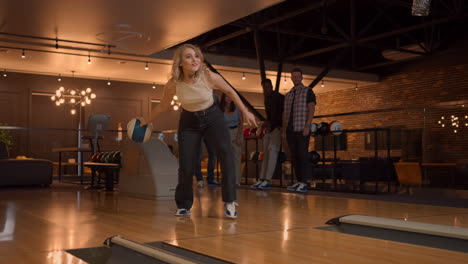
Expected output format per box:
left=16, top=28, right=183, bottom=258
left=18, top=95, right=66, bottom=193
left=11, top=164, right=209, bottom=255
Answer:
left=0, top=32, right=115, bottom=48
left=0, top=44, right=171, bottom=67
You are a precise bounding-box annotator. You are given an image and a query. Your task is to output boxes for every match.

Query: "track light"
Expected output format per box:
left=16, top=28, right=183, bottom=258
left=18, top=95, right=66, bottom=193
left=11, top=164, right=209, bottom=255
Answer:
left=88, top=54, right=92, bottom=64
left=21, top=49, right=26, bottom=59
left=145, top=62, right=149, bottom=71
left=107, top=78, right=111, bottom=86
left=355, top=83, right=359, bottom=91
left=321, top=80, right=325, bottom=88
left=58, top=74, right=62, bottom=82
left=3, top=69, right=6, bottom=77
left=152, top=82, right=156, bottom=89
left=242, top=72, right=246, bottom=80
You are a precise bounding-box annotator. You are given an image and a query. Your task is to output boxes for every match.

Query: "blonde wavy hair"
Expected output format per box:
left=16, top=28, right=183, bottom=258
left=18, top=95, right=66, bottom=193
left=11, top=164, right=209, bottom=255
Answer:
left=170, top=44, right=210, bottom=83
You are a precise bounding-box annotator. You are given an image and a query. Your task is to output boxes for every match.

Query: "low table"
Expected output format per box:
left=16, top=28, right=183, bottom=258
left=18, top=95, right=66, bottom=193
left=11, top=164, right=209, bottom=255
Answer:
left=52, top=147, right=92, bottom=184
left=83, top=162, right=120, bottom=191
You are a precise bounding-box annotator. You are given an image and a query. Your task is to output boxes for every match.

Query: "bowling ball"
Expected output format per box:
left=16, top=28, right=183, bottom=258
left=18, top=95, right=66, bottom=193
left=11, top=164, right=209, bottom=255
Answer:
left=127, top=118, right=153, bottom=143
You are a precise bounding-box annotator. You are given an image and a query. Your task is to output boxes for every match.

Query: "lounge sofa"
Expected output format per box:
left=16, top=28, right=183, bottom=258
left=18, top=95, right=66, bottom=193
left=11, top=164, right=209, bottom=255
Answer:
left=0, top=141, right=52, bottom=187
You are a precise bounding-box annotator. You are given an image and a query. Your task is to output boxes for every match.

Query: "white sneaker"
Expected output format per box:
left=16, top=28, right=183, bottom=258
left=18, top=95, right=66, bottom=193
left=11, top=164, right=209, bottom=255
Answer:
left=174, top=208, right=191, bottom=216
left=296, top=182, right=308, bottom=193
left=224, top=202, right=238, bottom=219
left=197, top=180, right=204, bottom=188
left=258, top=181, right=271, bottom=190
left=250, top=180, right=263, bottom=189
left=287, top=182, right=301, bottom=191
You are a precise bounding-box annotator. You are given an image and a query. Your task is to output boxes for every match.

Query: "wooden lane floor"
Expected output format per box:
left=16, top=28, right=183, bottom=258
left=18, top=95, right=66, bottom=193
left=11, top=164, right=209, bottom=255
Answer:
left=0, top=183, right=467, bottom=263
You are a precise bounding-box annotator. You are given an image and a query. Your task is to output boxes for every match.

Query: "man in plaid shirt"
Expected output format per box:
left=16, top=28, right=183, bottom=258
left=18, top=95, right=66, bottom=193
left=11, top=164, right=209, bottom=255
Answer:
left=282, top=68, right=316, bottom=192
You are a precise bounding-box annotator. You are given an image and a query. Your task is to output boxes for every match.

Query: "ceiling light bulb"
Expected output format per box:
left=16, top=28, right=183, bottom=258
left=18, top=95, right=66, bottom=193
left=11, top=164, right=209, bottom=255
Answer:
left=21, top=49, right=25, bottom=59
left=242, top=73, right=246, bottom=80
left=70, top=90, right=76, bottom=95
left=107, top=81, right=111, bottom=85
left=90, top=93, right=96, bottom=99
left=85, top=98, right=91, bottom=104
left=86, top=88, right=92, bottom=93
left=70, top=109, right=76, bottom=115
left=145, top=62, right=149, bottom=71
left=321, top=80, right=325, bottom=87
left=171, top=100, right=175, bottom=106
left=51, top=96, right=56, bottom=101
left=55, top=101, right=60, bottom=106
left=70, top=98, right=76, bottom=104
left=152, top=82, right=156, bottom=89
left=59, top=98, right=65, bottom=104
left=58, top=74, right=61, bottom=82
left=173, top=95, right=178, bottom=100
left=81, top=101, right=86, bottom=107
left=81, top=90, right=86, bottom=96
left=59, top=86, right=65, bottom=92
left=173, top=105, right=179, bottom=111
left=56, top=90, right=61, bottom=96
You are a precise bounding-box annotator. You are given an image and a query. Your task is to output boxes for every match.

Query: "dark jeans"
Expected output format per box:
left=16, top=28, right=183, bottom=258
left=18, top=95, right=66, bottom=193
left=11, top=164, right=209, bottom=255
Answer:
left=194, top=138, right=216, bottom=182
left=176, top=104, right=236, bottom=209
left=286, top=130, right=310, bottom=183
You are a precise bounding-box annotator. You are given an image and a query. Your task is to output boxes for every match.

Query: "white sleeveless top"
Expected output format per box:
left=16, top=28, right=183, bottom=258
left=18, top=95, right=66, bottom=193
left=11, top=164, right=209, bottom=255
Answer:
left=175, top=78, right=214, bottom=112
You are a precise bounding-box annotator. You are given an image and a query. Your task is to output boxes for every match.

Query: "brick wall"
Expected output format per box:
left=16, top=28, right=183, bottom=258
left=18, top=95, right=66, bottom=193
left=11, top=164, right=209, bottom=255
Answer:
left=312, top=58, right=468, bottom=164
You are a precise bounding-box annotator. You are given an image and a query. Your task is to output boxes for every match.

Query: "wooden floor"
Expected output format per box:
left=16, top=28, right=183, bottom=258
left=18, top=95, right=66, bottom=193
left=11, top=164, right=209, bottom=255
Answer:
left=0, top=182, right=467, bottom=263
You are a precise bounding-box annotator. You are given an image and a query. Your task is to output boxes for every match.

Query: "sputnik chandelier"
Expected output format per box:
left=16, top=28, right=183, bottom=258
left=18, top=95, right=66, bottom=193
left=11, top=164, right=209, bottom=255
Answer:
left=438, top=114, right=468, bottom=133
left=50, top=71, right=97, bottom=115
left=50, top=86, right=96, bottom=115
left=171, top=95, right=181, bottom=111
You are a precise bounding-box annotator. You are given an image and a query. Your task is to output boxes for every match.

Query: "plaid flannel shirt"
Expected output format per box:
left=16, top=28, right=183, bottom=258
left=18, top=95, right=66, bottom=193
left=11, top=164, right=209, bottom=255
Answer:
left=283, top=85, right=310, bottom=132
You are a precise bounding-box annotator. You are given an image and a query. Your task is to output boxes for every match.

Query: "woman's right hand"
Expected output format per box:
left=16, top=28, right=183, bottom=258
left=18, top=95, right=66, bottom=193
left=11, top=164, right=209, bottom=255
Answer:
left=243, top=111, right=257, bottom=127
left=140, top=117, right=150, bottom=127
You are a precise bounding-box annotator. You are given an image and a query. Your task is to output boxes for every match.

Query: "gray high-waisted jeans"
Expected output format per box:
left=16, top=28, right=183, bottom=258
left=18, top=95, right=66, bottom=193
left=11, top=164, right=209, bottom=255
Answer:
left=176, top=103, right=236, bottom=209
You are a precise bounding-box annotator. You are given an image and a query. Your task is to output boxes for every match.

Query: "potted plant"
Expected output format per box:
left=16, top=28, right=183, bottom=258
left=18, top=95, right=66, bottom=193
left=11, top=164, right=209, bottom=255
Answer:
left=0, top=122, right=13, bottom=153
